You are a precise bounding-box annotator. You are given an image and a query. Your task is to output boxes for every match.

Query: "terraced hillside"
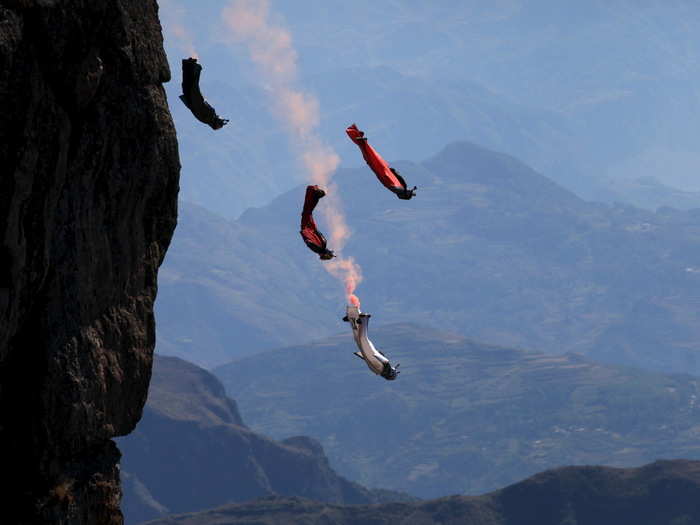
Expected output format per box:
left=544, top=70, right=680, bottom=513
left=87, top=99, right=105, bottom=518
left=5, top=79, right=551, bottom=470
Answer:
left=215, top=325, right=700, bottom=497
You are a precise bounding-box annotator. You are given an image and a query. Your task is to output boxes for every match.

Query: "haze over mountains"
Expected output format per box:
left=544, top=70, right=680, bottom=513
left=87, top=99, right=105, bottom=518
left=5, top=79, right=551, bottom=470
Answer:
left=157, top=141, right=700, bottom=374
left=122, top=345, right=700, bottom=523
left=118, top=356, right=410, bottom=524
left=143, top=4, right=700, bottom=523
left=160, top=1, right=700, bottom=216
left=215, top=324, right=700, bottom=498
left=166, top=59, right=580, bottom=219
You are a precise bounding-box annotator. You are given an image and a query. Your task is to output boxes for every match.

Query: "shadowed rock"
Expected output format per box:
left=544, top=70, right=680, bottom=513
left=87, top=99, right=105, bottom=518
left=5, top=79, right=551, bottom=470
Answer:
left=0, top=1, right=179, bottom=522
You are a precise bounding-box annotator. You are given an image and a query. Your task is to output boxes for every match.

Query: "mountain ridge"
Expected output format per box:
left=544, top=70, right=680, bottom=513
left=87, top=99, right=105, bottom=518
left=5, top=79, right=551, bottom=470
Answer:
left=215, top=324, right=700, bottom=498
left=158, top=140, right=700, bottom=374
left=142, top=459, right=700, bottom=525
left=119, top=355, right=413, bottom=524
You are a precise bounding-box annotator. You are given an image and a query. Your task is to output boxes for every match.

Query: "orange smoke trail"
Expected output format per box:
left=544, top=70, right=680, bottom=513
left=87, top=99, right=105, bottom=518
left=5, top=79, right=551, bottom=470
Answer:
left=160, top=0, right=199, bottom=59
left=326, top=257, right=363, bottom=308
left=222, top=0, right=362, bottom=305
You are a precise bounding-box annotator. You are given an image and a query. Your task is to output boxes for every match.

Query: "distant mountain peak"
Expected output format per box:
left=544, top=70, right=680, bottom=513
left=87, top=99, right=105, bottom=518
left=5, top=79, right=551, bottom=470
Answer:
left=423, top=140, right=584, bottom=208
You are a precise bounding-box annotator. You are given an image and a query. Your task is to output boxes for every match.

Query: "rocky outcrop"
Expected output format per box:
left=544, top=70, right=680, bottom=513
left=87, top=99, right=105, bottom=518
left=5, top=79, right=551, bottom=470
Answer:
left=0, top=1, right=178, bottom=523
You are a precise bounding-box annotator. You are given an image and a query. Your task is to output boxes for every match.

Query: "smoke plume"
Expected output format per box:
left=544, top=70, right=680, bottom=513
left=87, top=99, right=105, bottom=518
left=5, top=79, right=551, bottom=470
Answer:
left=222, top=0, right=362, bottom=306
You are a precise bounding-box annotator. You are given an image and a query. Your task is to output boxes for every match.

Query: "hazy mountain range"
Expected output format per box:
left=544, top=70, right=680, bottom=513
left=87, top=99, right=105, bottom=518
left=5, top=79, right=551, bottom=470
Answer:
left=121, top=347, right=700, bottom=523
left=156, top=141, right=700, bottom=374
left=131, top=5, right=700, bottom=524
left=166, top=62, right=583, bottom=219
left=160, top=1, right=700, bottom=216
left=143, top=460, right=700, bottom=525
left=215, top=324, right=700, bottom=498
left=118, top=356, right=411, bottom=524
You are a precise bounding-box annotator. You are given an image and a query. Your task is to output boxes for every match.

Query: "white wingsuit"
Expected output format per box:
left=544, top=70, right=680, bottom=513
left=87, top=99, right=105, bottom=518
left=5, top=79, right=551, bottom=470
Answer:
left=344, top=305, right=399, bottom=380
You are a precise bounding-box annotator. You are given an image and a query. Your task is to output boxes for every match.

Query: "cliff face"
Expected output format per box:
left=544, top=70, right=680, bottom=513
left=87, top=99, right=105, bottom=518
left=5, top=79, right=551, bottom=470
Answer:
left=0, top=1, right=179, bottom=523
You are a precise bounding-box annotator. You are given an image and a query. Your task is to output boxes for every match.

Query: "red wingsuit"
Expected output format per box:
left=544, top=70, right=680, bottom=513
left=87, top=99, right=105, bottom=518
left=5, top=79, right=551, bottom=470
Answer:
left=346, top=124, right=416, bottom=200
left=300, top=185, right=335, bottom=260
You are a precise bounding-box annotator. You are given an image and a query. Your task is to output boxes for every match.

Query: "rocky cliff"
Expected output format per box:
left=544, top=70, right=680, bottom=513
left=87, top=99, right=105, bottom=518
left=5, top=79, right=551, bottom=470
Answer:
left=0, top=1, right=178, bottom=523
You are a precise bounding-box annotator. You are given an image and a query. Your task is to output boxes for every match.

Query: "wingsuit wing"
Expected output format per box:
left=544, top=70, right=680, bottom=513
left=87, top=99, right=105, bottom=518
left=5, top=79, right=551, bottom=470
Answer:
left=300, top=185, right=335, bottom=260
left=180, top=58, right=229, bottom=130
left=346, top=124, right=416, bottom=200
